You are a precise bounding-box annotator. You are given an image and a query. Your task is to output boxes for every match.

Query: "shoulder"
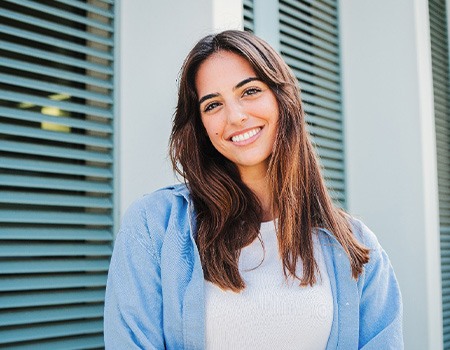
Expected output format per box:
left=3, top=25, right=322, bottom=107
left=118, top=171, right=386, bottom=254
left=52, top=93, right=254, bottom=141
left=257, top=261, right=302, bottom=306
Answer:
left=121, top=183, right=190, bottom=228
left=117, top=183, right=191, bottom=254
left=346, top=217, right=397, bottom=288
left=347, top=216, right=382, bottom=252
left=347, top=218, right=404, bottom=347
left=317, top=215, right=387, bottom=275
left=316, top=215, right=381, bottom=252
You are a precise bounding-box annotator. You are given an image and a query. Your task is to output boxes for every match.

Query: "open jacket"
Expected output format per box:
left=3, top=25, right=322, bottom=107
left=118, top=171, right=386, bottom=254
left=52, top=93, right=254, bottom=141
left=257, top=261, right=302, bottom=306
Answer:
left=104, top=184, right=404, bottom=349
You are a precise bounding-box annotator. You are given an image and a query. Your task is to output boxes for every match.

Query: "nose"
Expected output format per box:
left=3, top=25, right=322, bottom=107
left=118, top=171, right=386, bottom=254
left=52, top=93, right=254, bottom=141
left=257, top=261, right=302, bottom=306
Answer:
left=225, top=101, right=248, bottom=125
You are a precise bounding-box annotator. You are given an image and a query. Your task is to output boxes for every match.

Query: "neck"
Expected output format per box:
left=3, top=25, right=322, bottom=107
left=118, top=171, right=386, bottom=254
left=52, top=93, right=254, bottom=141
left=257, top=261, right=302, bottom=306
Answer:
left=239, top=164, right=275, bottom=222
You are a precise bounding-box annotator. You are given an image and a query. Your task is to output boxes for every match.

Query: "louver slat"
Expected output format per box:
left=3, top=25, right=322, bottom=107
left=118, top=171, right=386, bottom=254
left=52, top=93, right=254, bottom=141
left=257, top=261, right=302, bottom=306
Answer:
left=298, top=80, right=340, bottom=101
left=0, top=191, right=112, bottom=208
left=0, top=228, right=112, bottom=241
left=243, top=0, right=254, bottom=33
left=286, top=61, right=339, bottom=91
left=0, top=210, right=113, bottom=225
left=0, top=157, right=112, bottom=178
left=0, top=174, right=112, bottom=193
left=307, top=125, right=342, bottom=141
left=0, top=305, right=105, bottom=327
left=304, top=106, right=342, bottom=124
left=301, top=92, right=340, bottom=110
left=0, top=290, right=106, bottom=309
left=320, top=0, right=337, bottom=8
left=0, top=73, right=113, bottom=103
left=279, top=3, right=337, bottom=38
left=0, top=123, right=112, bottom=151
left=0, top=319, right=104, bottom=344
left=0, top=106, right=113, bottom=132
left=0, top=275, right=107, bottom=293
left=5, top=0, right=113, bottom=32
left=0, top=123, right=112, bottom=148
left=0, top=24, right=112, bottom=60
left=0, top=91, right=112, bottom=119
left=429, top=0, right=450, bottom=346
left=0, top=335, right=105, bottom=350
left=55, top=0, right=114, bottom=18
left=0, top=243, right=112, bottom=257
left=1, top=41, right=113, bottom=75
left=0, top=57, right=113, bottom=89
left=1, top=259, right=111, bottom=273
left=281, top=45, right=339, bottom=76
left=0, top=8, right=113, bottom=46
left=310, top=136, right=342, bottom=151
left=280, top=0, right=337, bottom=27
left=0, top=140, right=113, bottom=163
left=0, top=0, right=115, bottom=347
left=279, top=13, right=338, bottom=53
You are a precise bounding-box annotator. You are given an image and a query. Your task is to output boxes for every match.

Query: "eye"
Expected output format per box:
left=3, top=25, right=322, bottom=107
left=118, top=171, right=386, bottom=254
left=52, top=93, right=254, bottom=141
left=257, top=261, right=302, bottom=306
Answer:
left=242, top=87, right=262, bottom=97
left=204, top=101, right=221, bottom=112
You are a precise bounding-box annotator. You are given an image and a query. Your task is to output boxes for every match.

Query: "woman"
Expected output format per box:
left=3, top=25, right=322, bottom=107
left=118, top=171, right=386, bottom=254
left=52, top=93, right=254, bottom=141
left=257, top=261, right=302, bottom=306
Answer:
left=104, top=30, right=403, bottom=349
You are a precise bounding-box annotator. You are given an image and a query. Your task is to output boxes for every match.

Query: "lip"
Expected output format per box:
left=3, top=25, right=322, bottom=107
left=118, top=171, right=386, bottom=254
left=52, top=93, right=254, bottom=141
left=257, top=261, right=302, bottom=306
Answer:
left=228, top=126, right=263, bottom=145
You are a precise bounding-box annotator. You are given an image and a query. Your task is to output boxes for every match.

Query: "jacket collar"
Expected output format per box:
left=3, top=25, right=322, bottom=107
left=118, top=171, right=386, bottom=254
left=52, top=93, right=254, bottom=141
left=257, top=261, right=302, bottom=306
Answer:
left=171, top=182, right=191, bottom=198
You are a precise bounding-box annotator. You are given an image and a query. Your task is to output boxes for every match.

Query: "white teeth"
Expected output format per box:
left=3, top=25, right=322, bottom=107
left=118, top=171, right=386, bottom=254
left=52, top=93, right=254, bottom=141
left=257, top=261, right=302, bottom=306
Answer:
left=231, top=128, right=261, bottom=143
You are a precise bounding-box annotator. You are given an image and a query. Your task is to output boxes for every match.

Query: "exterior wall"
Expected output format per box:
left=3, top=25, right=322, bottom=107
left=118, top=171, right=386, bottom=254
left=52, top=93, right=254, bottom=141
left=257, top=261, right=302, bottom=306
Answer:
left=119, top=0, right=242, bottom=217
left=120, top=0, right=445, bottom=347
left=340, top=0, right=443, bottom=349
left=253, top=0, right=280, bottom=51
left=119, top=0, right=208, bottom=216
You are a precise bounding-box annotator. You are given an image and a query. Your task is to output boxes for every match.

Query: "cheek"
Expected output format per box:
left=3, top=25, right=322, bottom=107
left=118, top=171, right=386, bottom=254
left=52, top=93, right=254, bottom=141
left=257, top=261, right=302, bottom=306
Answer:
left=202, top=118, right=222, bottom=139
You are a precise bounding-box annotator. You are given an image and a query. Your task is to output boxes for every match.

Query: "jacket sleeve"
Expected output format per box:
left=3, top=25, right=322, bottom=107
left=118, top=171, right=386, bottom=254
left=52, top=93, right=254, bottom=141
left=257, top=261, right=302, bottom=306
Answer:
left=355, top=220, right=404, bottom=349
left=104, top=200, right=165, bottom=349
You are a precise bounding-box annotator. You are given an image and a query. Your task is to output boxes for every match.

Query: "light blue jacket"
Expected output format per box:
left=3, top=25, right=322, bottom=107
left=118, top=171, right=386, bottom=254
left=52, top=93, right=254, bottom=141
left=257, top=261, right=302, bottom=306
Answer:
left=104, top=184, right=403, bottom=349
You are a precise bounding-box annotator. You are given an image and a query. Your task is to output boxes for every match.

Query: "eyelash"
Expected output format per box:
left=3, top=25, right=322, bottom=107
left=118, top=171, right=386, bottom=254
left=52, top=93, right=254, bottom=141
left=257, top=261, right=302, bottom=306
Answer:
left=204, top=102, right=221, bottom=112
left=243, top=87, right=262, bottom=96
left=202, top=87, right=263, bottom=112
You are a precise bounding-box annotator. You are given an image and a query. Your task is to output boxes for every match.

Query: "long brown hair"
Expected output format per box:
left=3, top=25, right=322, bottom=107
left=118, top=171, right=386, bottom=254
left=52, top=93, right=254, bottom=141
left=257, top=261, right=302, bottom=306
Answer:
left=170, top=30, right=369, bottom=292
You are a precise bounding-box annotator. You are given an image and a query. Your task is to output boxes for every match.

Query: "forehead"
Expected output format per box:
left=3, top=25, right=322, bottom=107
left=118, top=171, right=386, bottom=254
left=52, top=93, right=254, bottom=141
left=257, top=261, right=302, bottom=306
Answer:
left=195, top=51, right=257, bottom=95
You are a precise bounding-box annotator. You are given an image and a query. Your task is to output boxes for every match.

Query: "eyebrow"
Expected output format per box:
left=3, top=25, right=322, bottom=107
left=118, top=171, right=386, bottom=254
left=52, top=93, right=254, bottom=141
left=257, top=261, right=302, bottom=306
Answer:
left=198, top=77, right=261, bottom=105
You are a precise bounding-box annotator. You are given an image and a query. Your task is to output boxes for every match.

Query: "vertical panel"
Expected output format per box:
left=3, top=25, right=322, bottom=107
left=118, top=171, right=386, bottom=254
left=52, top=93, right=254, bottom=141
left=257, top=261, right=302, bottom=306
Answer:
left=279, top=0, right=344, bottom=206
left=430, top=0, right=450, bottom=347
left=0, top=0, right=116, bottom=348
left=243, top=0, right=254, bottom=32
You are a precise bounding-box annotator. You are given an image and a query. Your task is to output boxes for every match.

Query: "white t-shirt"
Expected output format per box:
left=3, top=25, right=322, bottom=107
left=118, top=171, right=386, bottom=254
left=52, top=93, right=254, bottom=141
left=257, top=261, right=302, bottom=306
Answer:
left=205, top=221, right=333, bottom=350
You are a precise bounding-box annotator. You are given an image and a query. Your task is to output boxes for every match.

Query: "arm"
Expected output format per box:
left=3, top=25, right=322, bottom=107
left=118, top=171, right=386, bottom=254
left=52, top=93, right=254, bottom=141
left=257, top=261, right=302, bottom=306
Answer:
left=104, top=201, right=165, bottom=349
left=355, top=221, right=404, bottom=349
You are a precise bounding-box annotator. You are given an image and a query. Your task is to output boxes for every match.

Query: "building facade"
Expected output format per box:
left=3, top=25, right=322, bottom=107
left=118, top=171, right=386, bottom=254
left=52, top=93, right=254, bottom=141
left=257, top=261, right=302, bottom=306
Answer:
left=0, top=0, right=449, bottom=349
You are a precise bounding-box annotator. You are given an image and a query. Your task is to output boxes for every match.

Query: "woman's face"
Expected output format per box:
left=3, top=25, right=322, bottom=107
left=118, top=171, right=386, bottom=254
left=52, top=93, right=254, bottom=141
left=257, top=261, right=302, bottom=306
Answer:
left=195, top=51, right=279, bottom=177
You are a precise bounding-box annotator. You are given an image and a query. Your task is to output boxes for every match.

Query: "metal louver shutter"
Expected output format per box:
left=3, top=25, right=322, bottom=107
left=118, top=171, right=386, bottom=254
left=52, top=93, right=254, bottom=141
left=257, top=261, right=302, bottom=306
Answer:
left=279, top=0, right=345, bottom=207
left=0, top=0, right=116, bottom=348
left=429, top=0, right=450, bottom=347
left=243, top=0, right=254, bottom=33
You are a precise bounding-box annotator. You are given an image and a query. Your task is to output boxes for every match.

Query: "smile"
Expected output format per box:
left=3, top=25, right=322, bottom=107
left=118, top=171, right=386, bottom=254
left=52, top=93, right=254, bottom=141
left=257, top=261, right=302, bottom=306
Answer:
left=230, top=127, right=262, bottom=143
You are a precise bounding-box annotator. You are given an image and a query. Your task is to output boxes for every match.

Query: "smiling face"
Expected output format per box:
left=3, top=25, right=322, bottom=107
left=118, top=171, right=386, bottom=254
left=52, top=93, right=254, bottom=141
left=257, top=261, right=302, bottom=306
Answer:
left=195, top=51, right=279, bottom=178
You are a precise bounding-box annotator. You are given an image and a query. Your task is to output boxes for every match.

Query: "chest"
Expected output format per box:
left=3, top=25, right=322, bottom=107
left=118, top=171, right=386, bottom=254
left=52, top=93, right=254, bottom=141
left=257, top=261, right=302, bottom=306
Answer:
left=203, top=225, right=334, bottom=350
